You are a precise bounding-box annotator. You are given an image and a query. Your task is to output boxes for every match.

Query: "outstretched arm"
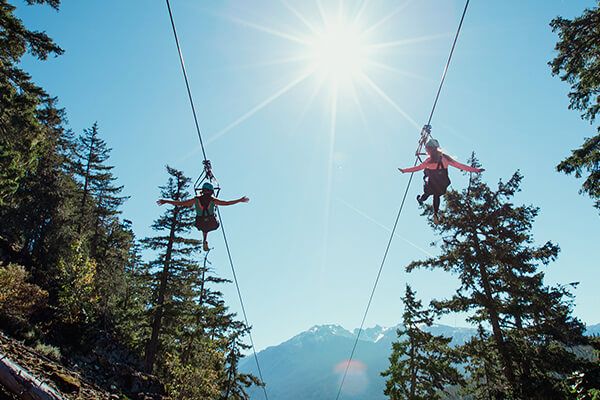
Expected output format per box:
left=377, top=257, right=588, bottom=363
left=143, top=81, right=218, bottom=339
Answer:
left=445, top=156, right=484, bottom=173
left=157, top=198, right=196, bottom=207
left=213, top=196, right=249, bottom=206
left=399, top=158, right=429, bottom=173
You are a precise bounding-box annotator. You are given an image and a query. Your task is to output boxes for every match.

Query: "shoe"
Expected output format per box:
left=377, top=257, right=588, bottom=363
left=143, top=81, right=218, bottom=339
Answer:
left=203, top=241, right=210, bottom=252
left=416, top=195, right=423, bottom=205
left=433, top=214, right=440, bottom=224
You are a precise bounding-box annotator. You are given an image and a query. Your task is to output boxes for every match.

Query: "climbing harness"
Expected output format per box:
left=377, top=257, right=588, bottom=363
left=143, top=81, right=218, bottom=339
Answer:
left=164, top=1, right=269, bottom=399
left=424, top=157, right=451, bottom=197
left=335, top=1, right=471, bottom=399
left=195, top=193, right=220, bottom=233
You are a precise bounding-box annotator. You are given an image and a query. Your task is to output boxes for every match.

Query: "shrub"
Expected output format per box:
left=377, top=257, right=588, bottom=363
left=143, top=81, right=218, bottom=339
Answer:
left=0, top=263, right=48, bottom=323
left=34, top=342, right=61, bottom=361
left=57, top=241, right=98, bottom=324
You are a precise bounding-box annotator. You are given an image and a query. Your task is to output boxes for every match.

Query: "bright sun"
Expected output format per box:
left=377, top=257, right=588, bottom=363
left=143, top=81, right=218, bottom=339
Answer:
left=213, top=2, right=429, bottom=142
left=308, top=21, right=368, bottom=85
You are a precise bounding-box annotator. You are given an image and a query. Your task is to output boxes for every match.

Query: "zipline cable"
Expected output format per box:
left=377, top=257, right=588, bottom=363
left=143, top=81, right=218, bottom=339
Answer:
left=334, top=1, right=470, bottom=399
left=164, top=2, right=269, bottom=399
left=217, top=208, right=269, bottom=399
left=427, top=0, right=470, bottom=126
left=165, top=0, right=208, bottom=162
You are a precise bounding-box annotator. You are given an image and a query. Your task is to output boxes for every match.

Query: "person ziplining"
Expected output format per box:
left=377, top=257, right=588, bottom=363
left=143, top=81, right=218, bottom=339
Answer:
left=398, top=137, right=483, bottom=224
left=157, top=182, right=249, bottom=251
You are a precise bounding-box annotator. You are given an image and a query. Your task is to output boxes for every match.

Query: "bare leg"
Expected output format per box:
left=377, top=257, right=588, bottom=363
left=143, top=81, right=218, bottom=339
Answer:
left=203, top=231, right=209, bottom=251
left=419, top=193, right=431, bottom=202
left=433, top=195, right=441, bottom=224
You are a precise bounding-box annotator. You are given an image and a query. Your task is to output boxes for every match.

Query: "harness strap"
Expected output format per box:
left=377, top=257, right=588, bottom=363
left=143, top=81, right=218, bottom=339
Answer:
left=195, top=196, right=214, bottom=217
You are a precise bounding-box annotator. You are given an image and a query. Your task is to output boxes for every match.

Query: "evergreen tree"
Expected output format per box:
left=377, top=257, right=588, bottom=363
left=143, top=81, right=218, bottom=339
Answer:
left=0, top=96, right=80, bottom=287
left=407, top=166, right=593, bottom=399
left=115, top=234, right=150, bottom=351
left=461, top=325, right=511, bottom=400
left=72, top=122, right=127, bottom=238
left=382, top=285, right=463, bottom=400
left=69, top=122, right=133, bottom=327
left=142, top=166, right=201, bottom=373
left=221, top=326, right=263, bottom=400
left=550, top=4, right=600, bottom=211
left=56, top=240, right=98, bottom=325
left=176, top=255, right=263, bottom=399
left=0, top=0, right=63, bottom=204
left=142, top=168, right=262, bottom=399
left=93, top=218, right=136, bottom=328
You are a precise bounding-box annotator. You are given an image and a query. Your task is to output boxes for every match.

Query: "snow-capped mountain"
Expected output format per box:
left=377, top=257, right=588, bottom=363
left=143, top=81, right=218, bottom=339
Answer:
left=240, top=323, right=600, bottom=400
left=240, top=323, right=474, bottom=400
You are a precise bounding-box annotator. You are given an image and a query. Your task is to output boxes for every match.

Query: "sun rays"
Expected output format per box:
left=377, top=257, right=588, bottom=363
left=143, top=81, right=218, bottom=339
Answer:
left=213, top=0, right=444, bottom=145
left=203, top=0, right=450, bottom=263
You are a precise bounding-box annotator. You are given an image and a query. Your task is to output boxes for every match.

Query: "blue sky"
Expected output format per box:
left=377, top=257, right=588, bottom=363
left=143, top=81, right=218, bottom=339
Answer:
left=15, top=0, right=599, bottom=351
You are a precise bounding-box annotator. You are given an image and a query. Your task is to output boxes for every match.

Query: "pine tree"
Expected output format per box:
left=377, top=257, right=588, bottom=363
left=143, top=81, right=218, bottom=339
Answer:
left=115, top=234, right=150, bottom=351
left=550, top=4, right=600, bottom=211
left=175, top=255, right=263, bottom=400
left=0, top=0, right=63, bottom=204
left=461, top=325, right=510, bottom=400
left=69, top=122, right=133, bottom=328
left=220, top=325, right=264, bottom=400
left=142, top=166, right=201, bottom=373
left=0, top=96, right=81, bottom=289
left=92, top=218, right=137, bottom=328
left=72, top=122, right=127, bottom=239
left=382, top=285, right=463, bottom=400
left=407, top=166, right=593, bottom=399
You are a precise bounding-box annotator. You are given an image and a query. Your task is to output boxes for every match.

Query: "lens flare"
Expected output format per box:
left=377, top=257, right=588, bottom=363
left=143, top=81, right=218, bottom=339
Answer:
left=334, top=359, right=369, bottom=396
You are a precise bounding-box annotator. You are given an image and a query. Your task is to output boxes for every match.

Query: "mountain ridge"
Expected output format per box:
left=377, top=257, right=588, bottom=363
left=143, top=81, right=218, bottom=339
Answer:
left=241, top=322, right=600, bottom=400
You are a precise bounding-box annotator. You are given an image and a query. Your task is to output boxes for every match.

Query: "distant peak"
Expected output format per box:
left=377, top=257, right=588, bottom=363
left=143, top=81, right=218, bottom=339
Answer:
left=307, top=324, right=352, bottom=336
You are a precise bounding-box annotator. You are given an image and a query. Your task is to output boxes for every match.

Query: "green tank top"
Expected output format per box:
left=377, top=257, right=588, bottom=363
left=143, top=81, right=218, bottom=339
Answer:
left=194, top=196, right=216, bottom=217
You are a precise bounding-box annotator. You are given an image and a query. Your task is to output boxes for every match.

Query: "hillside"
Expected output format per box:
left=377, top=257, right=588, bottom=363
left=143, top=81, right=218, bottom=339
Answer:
left=241, top=323, right=600, bottom=400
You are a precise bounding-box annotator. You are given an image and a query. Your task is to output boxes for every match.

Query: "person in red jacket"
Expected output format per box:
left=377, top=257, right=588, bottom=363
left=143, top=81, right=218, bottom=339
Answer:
left=399, top=138, right=483, bottom=223
left=157, top=182, right=249, bottom=251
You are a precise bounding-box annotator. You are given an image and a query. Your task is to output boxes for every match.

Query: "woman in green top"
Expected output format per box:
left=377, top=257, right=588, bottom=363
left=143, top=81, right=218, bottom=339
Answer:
left=157, top=182, right=249, bottom=251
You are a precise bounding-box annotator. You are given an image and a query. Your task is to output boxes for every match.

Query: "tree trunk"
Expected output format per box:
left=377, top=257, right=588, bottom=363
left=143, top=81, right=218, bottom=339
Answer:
left=408, top=333, right=417, bottom=399
left=0, top=353, right=64, bottom=400
left=144, top=210, right=178, bottom=373
left=77, top=135, right=94, bottom=234
left=181, top=264, right=207, bottom=365
left=477, top=263, right=517, bottom=392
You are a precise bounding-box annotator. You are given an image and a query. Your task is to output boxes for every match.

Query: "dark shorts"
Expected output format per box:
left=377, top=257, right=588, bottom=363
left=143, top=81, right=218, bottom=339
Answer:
left=424, top=170, right=451, bottom=196
left=195, top=215, right=220, bottom=233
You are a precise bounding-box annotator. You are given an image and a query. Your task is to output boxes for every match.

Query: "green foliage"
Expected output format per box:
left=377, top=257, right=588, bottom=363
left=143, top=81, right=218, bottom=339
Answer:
left=0, top=0, right=64, bottom=204
left=550, top=4, right=600, bottom=210
left=164, top=343, right=223, bottom=400
left=221, top=326, right=264, bottom=400
left=408, top=165, right=592, bottom=399
left=113, top=239, right=151, bottom=352
left=57, top=241, right=98, bottom=324
left=140, top=167, right=261, bottom=399
left=0, top=263, right=48, bottom=323
left=0, top=5, right=265, bottom=400
left=142, top=166, right=201, bottom=373
left=71, top=122, right=127, bottom=235
left=382, top=285, right=463, bottom=400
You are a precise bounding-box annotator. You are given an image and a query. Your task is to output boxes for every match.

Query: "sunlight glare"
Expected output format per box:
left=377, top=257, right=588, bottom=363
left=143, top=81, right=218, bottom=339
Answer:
left=308, top=21, right=368, bottom=86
